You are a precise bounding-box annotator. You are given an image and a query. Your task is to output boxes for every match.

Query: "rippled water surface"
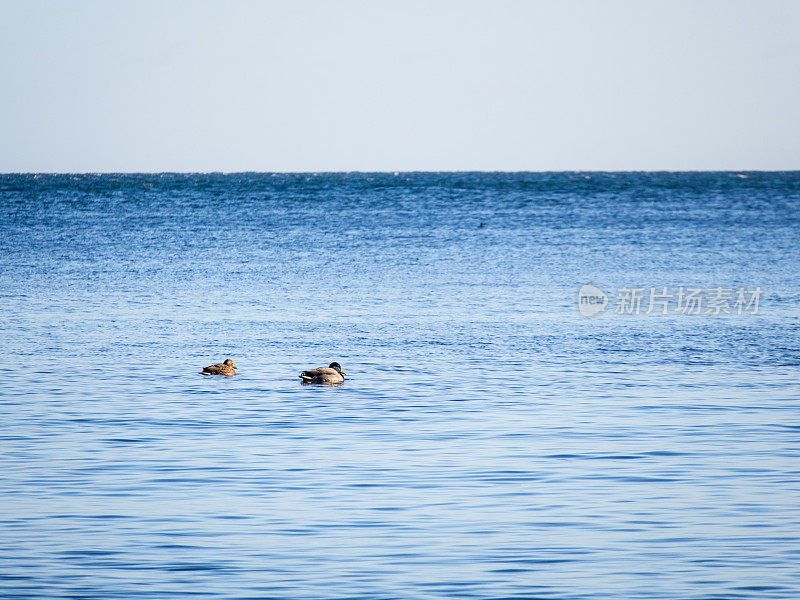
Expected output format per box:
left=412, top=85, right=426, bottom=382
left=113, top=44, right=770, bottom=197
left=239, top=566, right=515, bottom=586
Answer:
left=1, top=172, right=799, bottom=599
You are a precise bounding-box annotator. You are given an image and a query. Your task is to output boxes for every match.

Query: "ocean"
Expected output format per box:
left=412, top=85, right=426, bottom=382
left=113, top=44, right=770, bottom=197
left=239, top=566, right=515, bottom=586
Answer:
left=1, top=172, right=799, bottom=599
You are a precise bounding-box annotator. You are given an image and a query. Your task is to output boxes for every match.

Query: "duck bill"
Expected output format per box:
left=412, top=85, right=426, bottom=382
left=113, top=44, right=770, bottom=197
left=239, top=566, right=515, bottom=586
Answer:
left=339, top=370, right=347, bottom=376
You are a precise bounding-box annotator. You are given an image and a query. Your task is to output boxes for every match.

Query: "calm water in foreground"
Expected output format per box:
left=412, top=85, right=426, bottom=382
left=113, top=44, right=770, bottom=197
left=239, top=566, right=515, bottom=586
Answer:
left=1, top=172, right=799, bottom=599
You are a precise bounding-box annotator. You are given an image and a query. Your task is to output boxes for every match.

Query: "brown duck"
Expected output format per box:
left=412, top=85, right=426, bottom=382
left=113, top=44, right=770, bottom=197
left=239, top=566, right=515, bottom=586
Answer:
left=299, top=362, right=346, bottom=384
left=199, top=358, right=238, bottom=376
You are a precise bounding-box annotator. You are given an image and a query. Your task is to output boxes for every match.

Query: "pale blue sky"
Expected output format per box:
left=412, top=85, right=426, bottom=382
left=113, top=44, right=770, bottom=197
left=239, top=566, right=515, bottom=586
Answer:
left=1, top=0, right=798, bottom=172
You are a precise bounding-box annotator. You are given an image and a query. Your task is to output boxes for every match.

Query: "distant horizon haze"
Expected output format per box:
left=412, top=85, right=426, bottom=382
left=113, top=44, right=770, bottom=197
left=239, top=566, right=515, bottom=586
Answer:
left=2, top=169, right=798, bottom=176
left=1, top=0, right=798, bottom=172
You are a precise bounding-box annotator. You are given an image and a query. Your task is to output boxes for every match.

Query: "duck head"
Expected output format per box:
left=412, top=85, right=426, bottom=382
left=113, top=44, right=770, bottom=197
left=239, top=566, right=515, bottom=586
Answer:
left=223, top=358, right=238, bottom=370
left=329, top=362, right=346, bottom=375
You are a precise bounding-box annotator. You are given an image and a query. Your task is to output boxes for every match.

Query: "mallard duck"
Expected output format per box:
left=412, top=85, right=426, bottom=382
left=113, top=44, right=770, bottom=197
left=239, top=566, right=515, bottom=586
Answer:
left=299, top=362, right=347, bottom=384
left=199, top=358, right=237, bottom=376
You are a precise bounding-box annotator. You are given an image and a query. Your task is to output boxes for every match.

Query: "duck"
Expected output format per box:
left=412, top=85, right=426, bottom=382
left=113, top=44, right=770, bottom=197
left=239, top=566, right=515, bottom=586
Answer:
left=299, top=362, right=347, bottom=384
left=199, top=358, right=238, bottom=376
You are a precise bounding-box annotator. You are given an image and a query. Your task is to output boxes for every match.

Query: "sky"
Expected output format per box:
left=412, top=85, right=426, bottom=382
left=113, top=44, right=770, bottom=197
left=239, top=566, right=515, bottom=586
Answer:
left=1, top=0, right=798, bottom=172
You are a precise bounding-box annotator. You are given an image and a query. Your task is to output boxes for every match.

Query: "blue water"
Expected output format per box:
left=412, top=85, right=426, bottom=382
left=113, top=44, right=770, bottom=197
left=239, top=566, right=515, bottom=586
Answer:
left=1, top=172, right=799, bottom=599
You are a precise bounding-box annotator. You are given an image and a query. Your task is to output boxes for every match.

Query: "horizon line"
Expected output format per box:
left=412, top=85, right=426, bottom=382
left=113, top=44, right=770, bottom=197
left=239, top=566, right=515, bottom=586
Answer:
left=2, top=169, right=799, bottom=176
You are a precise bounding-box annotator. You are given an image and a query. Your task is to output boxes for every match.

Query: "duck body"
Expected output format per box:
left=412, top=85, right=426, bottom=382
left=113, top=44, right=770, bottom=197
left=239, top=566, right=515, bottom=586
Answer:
left=200, top=358, right=237, bottom=376
left=299, top=362, right=346, bottom=384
